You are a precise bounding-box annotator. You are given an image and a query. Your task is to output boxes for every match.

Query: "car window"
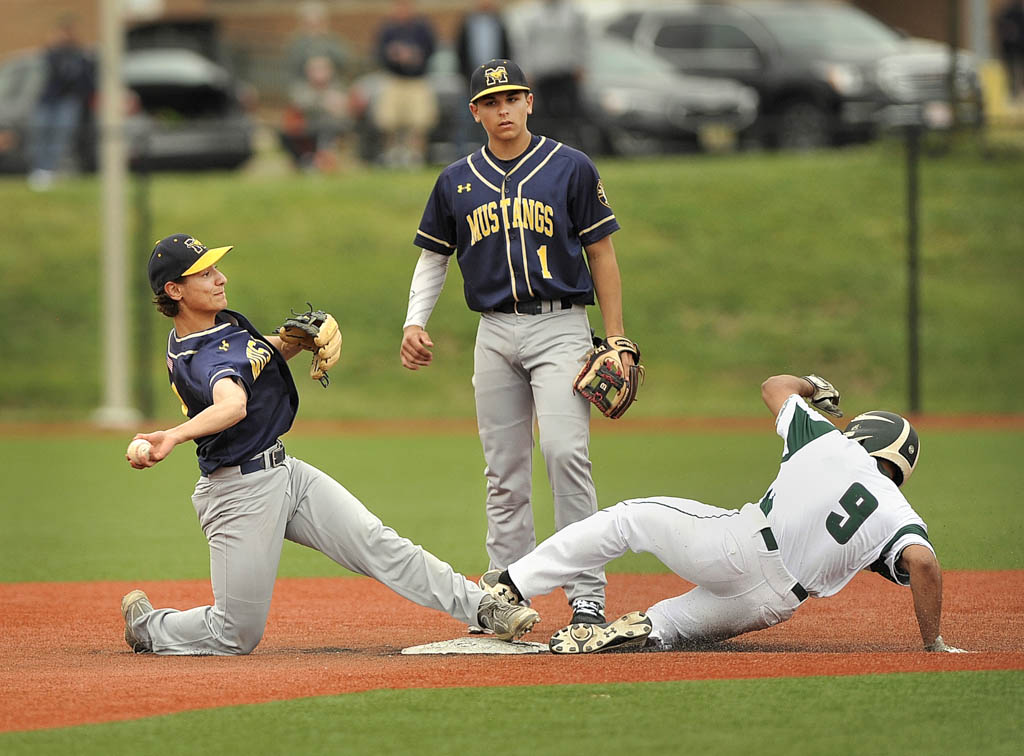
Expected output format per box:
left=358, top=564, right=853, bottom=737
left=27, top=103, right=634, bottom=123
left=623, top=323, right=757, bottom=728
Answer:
left=703, top=23, right=761, bottom=71
left=706, top=24, right=757, bottom=50
left=653, top=22, right=703, bottom=51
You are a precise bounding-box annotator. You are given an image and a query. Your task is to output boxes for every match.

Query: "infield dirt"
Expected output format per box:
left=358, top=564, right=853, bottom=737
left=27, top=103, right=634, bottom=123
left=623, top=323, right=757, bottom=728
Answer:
left=2, top=571, right=1022, bottom=733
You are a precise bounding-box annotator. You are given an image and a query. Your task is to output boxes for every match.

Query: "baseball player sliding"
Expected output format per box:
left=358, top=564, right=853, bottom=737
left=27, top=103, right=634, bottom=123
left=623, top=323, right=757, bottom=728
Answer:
left=399, top=58, right=641, bottom=629
left=481, top=374, right=967, bottom=654
left=120, top=234, right=539, bottom=655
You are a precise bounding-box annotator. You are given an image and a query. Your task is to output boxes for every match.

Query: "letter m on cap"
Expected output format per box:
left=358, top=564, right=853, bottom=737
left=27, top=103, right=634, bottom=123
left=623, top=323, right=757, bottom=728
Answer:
left=485, top=66, right=509, bottom=87
left=184, top=237, right=206, bottom=256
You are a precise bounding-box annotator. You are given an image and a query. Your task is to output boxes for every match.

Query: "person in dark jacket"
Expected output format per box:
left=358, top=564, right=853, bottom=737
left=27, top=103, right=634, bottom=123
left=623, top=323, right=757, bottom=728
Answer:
left=28, top=14, right=95, bottom=190
left=373, top=0, right=438, bottom=167
left=997, top=0, right=1024, bottom=99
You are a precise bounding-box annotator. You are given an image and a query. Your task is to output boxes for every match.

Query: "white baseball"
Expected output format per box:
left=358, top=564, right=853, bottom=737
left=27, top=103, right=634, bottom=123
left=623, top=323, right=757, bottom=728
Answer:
left=127, top=438, right=152, bottom=465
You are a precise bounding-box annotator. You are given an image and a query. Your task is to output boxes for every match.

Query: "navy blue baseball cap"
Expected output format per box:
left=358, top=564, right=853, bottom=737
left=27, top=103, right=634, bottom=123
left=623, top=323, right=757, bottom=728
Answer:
left=469, top=59, right=530, bottom=103
left=148, top=234, right=233, bottom=294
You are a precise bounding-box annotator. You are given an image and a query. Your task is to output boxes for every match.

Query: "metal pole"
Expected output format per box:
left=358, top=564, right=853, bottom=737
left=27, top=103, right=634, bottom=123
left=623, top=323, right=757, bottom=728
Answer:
left=94, top=0, right=140, bottom=427
left=947, top=0, right=961, bottom=132
left=906, top=125, right=922, bottom=414
left=967, top=0, right=991, bottom=60
left=133, top=147, right=154, bottom=419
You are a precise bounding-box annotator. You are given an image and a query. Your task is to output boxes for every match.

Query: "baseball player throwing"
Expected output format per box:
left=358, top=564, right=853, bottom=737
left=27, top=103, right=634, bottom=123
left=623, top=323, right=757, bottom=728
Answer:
left=120, top=234, right=540, bottom=655
left=400, top=58, right=636, bottom=627
left=481, top=374, right=967, bottom=654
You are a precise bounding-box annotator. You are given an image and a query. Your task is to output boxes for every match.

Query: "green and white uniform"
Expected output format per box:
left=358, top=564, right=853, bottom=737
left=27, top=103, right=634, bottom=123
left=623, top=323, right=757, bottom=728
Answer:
left=763, top=394, right=933, bottom=597
left=504, top=395, right=933, bottom=647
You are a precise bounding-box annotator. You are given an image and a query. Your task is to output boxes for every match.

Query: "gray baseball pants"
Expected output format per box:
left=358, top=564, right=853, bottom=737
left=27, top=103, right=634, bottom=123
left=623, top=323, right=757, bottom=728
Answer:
left=129, top=453, right=486, bottom=655
left=473, top=304, right=606, bottom=607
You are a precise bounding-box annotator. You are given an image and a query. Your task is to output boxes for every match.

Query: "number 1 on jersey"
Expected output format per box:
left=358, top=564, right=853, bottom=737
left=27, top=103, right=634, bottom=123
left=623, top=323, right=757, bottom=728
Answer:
left=536, top=245, right=553, bottom=279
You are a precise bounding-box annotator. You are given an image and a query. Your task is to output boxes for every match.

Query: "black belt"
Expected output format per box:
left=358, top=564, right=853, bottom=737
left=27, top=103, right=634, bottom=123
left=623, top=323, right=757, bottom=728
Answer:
left=491, top=298, right=574, bottom=315
left=239, top=442, right=286, bottom=475
left=758, top=527, right=808, bottom=602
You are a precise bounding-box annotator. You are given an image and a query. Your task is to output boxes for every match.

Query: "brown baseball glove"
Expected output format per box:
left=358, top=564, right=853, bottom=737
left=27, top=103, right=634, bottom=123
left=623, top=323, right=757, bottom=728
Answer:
left=573, top=335, right=645, bottom=419
left=278, top=305, right=342, bottom=387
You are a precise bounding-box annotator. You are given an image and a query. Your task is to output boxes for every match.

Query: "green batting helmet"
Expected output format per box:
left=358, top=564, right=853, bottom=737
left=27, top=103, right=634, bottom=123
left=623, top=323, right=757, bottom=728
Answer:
left=843, top=411, right=920, bottom=487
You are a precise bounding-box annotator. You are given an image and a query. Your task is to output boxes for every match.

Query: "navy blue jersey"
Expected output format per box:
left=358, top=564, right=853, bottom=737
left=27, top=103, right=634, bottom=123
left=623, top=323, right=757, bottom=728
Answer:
left=414, top=135, right=620, bottom=312
left=165, top=309, right=298, bottom=475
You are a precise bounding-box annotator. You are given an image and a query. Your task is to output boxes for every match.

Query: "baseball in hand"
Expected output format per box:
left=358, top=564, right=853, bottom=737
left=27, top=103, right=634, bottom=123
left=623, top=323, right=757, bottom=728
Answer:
left=127, top=438, right=152, bottom=465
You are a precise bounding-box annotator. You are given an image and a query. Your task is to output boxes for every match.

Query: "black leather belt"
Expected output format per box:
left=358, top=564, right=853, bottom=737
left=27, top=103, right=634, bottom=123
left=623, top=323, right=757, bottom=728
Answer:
left=491, top=298, right=574, bottom=315
left=239, top=442, right=286, bottom=475
left=758, top=527, right=808, bottom=602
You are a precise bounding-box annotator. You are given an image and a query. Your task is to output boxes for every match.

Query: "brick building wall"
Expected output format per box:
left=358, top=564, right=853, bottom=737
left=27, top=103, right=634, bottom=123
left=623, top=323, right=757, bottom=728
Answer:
left=0, top=1, right=1004, bottom=68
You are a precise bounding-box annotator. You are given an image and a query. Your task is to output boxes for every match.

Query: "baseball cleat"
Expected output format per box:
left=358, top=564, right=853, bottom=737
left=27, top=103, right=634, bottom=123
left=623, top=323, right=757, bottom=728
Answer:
left=549, top=611, right=652, bottom=654
left=476, top=595, right=541, bottom=641
left=121, top=589, right=154, bottom=653
left=570, top=598, right=605, bottom=625
left=478, top=569, right=522, bottom=605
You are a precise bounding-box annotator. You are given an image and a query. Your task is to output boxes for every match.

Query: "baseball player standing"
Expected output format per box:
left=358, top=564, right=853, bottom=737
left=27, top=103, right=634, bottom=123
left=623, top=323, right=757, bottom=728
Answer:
left=482, top=374, right=967, bottom=655
left=399, top=59, right=634, bottom=627
left=120, top=234, right=540, bottom=655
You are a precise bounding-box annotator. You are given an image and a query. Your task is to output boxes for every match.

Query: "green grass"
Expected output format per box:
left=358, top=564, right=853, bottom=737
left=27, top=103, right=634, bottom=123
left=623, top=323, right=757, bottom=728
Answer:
left=1, top=140, right=1022, bottom=420
left=2, top=428, right=1020, bottom=583
left=2, top=672, right=1020, bottom=755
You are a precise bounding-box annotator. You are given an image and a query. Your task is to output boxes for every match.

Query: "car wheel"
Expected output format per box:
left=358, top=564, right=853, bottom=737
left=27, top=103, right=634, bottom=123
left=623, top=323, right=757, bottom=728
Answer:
left=775, top=101, right=831, bottom=151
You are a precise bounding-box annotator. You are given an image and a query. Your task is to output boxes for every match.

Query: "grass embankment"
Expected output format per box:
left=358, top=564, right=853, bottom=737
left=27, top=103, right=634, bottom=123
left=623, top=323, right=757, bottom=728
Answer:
left=1, top=140, right=1022, bottom=421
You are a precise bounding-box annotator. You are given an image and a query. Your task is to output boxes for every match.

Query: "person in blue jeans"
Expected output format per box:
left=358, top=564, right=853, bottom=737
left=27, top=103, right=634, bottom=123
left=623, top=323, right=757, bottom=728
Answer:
left=28, top=14, right=95, bottom=190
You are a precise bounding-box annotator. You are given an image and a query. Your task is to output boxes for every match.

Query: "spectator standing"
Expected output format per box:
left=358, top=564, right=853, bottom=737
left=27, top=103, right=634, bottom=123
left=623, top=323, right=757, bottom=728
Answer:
left=997, top=0, right=1024, bottom=100
left=28, top=14, right=95, bottom=191
left=373, top=0, right=439, bottom=167
left=515, top=0, right=589, bottom=147
left=454, top=0, right=512, bottom=153
left=456, top=0, right=511, bottom=78
left=284, top=2, right=353, bottom=88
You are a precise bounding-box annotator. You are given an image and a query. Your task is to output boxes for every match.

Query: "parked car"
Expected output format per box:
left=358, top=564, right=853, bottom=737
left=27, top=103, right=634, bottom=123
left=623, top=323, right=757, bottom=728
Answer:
left=348, top=35, right=757, bottom=163
left=582, top=34, right=758, bottom=155
left=118, top=48, right=255, bottom=171
left=599, top=0, right=985, bottom=149
left=0, top=46, right=254, bottom=174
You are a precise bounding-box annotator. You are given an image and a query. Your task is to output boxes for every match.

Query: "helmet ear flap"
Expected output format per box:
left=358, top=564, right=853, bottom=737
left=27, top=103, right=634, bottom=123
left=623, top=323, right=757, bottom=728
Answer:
left=844, top=411, right=919, bottom=486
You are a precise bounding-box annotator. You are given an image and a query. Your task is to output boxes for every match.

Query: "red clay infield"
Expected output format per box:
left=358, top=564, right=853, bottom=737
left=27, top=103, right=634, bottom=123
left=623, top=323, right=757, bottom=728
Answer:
left=1, top=571, right=1022, bottom=733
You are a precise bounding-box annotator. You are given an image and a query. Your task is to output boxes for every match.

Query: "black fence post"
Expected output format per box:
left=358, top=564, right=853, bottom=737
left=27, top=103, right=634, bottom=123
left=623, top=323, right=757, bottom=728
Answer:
left=905, top=124, right=922, bottom=414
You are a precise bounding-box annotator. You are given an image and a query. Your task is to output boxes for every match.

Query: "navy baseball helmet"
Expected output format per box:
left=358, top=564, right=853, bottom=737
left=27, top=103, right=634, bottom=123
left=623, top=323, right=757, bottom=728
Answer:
left=148, top=234, right=233, bottom=294
left=469, top=59, right=530, bottom=103
left=843, top=411, right=920, bottom=486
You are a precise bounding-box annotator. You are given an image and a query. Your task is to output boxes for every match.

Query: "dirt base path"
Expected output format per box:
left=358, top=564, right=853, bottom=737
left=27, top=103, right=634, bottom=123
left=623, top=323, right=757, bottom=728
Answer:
left=2, top=572, right=1021, bottom=733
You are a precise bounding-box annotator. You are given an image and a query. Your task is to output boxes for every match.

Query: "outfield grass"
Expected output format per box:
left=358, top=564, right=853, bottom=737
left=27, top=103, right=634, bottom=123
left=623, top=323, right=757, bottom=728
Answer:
left=2, top=429, right=1020, bottom=583
left=1, top=140, right=1022, bottom=420
left=2, top=672, right=1020, bottom=755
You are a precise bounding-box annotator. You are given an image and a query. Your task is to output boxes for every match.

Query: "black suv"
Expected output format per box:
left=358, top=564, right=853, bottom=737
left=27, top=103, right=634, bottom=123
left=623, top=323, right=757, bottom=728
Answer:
left=601, top=0, right=984, bottom=149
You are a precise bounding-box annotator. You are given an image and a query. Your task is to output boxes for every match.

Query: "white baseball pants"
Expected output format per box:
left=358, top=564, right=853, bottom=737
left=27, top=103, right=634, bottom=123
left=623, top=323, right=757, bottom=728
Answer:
left=130, top=454, right=485, bottom=655
left=473, top=304, right=606, bottom=607
left=507, top=498, right=805, bottom=646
